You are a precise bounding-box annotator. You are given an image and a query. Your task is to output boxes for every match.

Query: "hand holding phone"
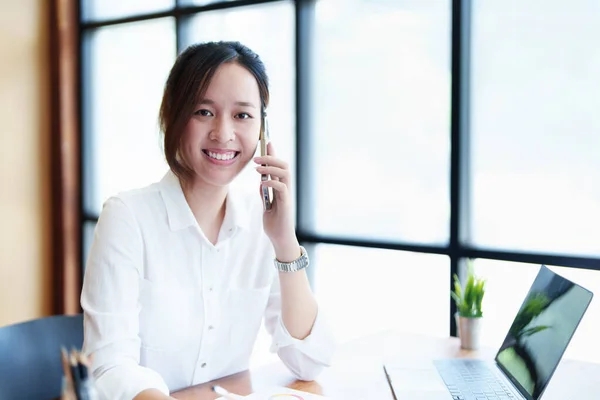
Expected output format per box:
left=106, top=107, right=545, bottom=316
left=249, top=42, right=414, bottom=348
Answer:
left=260, top=113, right=273, bottom=211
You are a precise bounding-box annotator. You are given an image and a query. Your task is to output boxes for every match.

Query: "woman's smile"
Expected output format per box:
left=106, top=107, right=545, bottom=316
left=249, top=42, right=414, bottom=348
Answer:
left=202, top=148, right=240, bottom=165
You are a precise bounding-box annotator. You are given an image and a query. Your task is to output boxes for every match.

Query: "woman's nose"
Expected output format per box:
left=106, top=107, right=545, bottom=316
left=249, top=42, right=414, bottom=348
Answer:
left=210, top=117, right=235, bottom=143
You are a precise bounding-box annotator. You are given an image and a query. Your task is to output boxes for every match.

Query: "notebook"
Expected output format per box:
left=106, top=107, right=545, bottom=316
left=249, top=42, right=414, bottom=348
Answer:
left=384, top=265, right=594, bottom=400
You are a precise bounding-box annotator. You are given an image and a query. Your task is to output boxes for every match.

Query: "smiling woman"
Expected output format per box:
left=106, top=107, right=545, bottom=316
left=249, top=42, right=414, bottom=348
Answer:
left=80, top=41, right=335, bottom=400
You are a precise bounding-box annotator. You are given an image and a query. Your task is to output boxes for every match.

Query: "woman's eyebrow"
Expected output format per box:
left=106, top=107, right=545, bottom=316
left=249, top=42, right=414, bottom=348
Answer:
left=198, top=99, right=256, bottom=108
left=235, top=101, right=256, bottom=108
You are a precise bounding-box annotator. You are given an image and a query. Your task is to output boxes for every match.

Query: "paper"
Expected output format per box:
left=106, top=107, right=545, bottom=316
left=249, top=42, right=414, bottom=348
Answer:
left=218, top=386, right=330, bottom=399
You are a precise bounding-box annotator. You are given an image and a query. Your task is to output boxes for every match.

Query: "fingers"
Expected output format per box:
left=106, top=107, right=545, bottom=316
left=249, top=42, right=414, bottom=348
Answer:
left=261, top=179, right=289, bottom=201
left=256, top=165, right=290, bottom=183
left=254, top=141, right=288, bottom=170
left=253, top=155, right=288, bottom=171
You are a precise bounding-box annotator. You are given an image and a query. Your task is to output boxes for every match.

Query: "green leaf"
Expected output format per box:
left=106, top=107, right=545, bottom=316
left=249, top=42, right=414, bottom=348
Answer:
left=464, top=274, right=475, bottom=309
left=451, top=264, right=486, bottom=318
left=453, top=274, right=462, bottom=299
left=450, top=291, right=462, bottom=308
left=474, top=279, right=485, bottom=316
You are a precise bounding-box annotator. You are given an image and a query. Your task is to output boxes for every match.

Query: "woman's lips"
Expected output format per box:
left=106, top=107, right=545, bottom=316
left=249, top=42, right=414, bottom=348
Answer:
left=202, top=149, right=240, bottom=165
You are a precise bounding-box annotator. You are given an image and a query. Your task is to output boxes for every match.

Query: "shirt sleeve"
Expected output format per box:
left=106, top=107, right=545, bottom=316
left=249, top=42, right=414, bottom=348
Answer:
left=81, top=197, right=170, bottom=400
left=263, top=255, right=336, bottom=381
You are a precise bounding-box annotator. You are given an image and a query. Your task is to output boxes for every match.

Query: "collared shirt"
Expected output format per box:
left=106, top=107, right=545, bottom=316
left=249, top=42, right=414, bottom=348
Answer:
left=81, top=170, right=335, bottom=400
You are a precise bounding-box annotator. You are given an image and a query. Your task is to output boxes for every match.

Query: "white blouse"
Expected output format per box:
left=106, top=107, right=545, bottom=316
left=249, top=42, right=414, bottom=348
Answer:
left=81, top=171, right=335, bottom=400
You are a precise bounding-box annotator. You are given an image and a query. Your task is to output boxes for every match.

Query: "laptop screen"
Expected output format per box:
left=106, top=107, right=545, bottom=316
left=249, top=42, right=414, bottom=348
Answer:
left=495, top=265, right=593, bottom=400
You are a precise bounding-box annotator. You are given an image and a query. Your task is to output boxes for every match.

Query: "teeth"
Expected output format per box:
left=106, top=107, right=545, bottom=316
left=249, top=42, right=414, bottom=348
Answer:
left=208, top=151, right=236, bottom=161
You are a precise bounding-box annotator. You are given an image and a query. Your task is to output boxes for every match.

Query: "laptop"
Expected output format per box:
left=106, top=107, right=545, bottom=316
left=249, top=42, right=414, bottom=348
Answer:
left=384, top=265, right=594, bottom=400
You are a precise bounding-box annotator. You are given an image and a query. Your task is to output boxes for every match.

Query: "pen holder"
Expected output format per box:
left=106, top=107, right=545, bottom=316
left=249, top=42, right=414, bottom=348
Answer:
left=60, top=347, right=98, bottom=400
left=61, top=374, right=99, bottom=400
left=456, top=313, right=482, bottom=350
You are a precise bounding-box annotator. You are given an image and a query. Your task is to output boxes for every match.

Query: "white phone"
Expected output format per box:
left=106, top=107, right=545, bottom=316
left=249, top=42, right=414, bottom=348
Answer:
left=260, top=113, right=273, bottom=211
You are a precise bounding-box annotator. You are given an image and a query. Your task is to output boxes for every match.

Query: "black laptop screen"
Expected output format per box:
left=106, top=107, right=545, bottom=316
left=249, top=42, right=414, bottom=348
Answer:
left=495, top=265, right=593, bottom=400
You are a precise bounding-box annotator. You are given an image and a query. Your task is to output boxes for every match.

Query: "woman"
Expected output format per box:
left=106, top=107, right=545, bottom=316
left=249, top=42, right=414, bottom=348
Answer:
left=81, top=41, right=335, bottom=400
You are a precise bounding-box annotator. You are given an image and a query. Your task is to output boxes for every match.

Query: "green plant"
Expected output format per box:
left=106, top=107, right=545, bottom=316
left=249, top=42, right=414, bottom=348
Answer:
left=451, top=261, right=486, bottom=318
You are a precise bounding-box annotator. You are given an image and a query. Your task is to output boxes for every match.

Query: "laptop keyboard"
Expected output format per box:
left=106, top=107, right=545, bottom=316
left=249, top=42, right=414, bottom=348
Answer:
left=434, top=359, right=518, bottom=400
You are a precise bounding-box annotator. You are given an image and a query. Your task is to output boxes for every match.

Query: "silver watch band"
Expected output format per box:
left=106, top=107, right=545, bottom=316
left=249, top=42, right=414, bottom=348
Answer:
left=274, top=245, right=309, bottom=272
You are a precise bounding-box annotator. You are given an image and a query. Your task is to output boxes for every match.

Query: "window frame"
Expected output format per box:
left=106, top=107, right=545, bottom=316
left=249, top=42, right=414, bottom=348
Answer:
left=50, top=0, right=600, bottom=333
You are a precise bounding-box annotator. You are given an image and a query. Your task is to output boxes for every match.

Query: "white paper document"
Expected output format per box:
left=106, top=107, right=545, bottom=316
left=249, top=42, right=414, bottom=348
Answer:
left=217, top=386, right=330, bottom=399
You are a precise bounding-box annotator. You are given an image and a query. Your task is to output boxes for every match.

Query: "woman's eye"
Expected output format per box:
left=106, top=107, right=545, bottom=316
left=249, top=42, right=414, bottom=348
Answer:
left=194, top=109, right=213, bottom=117
left=236, top=112, right=252, bottom=119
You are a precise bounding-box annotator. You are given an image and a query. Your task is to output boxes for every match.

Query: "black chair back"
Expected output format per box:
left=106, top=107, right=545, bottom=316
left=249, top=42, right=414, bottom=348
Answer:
left=0, top=314, right=83, bottom=400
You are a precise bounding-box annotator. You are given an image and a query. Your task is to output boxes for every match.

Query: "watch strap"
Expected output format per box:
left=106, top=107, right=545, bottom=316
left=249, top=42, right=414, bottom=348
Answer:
left=274, top=245, right=309, bottom=273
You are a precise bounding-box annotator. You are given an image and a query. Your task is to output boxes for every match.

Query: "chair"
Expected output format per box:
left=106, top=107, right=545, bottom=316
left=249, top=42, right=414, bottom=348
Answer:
left=0, top=314, right=83, bottom=400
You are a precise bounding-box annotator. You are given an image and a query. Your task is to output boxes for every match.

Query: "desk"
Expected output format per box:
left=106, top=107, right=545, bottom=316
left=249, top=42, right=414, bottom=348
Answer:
left=172, top=331, right=600, bottom=399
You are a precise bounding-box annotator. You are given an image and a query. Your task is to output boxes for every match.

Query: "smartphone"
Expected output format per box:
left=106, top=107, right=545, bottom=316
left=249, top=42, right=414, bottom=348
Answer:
left=260, top=113, right=273, bottom=211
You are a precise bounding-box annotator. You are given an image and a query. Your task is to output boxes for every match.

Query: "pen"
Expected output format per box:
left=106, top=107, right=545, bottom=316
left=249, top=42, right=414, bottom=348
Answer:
left=212, top=385, right=244, bottom=400
left=61, top=347, right=75, bottom=400
left=70, top=351, right=82, bottom=400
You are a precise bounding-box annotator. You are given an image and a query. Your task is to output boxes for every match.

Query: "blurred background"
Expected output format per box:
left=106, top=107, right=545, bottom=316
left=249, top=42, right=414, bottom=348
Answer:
left=1, top=0, right=599, bottom=368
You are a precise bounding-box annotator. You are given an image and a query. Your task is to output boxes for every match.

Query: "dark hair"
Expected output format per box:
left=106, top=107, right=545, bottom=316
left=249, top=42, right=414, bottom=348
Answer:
left=159, top=41, right=270, bottom=182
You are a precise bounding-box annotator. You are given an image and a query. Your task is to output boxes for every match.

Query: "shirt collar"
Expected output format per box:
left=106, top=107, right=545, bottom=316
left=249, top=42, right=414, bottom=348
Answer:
left=159, top=170, right=250, bottom=232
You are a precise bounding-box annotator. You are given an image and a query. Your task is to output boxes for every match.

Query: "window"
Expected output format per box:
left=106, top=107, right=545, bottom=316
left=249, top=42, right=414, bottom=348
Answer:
left=470, top=0, right=600, bottom=256
left=466, top=0, right=600, bottom=364
left=313, top=244, right=449, bottom=343
left=82, top=18, right=175, bottom=216
left=180, top=0, right=236, bottom=6
left=82, top=221, right=97, bottom=271
left=310, top=0, right=451, bottom=245
left=81, top=0, right=174, bottom=22
left=76, top=0, right=600, bottom=355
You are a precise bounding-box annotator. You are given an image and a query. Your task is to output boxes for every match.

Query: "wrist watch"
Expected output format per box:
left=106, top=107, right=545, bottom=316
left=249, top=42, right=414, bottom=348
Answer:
left=274, top=245, right=309, bottom=272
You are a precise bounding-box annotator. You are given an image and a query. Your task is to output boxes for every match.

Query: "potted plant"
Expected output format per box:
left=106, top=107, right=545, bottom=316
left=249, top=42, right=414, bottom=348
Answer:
left=451, top=261, right=486, bottom=350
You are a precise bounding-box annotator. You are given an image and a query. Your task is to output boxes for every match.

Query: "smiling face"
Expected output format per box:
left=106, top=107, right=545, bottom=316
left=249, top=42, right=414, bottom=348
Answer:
left=180, top=62, right=262, bottom=189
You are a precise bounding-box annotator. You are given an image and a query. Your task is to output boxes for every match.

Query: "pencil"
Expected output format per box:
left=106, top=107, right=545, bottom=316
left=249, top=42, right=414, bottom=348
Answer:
left=61, top=347, right=72, bottom=381
left=212, top=385, right=245, bottom=400
left=61, top=347, right=75, bottom=399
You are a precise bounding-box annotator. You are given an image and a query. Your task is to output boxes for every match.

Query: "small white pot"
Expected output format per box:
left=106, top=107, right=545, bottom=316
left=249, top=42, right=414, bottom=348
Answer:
left=455, top=313, right=482, bottom=350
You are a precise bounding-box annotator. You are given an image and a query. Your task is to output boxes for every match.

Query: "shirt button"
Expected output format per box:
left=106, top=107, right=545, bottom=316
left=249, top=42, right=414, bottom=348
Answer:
left=208, top=287, right=213, bottom=292
left=201, top=362, right=207, bottom=368
left=208, top=325, right=214, bottom=330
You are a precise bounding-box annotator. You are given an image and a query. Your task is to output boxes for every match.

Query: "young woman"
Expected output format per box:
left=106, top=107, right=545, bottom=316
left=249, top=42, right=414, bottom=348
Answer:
left=81, top=41, right=334, bottom=400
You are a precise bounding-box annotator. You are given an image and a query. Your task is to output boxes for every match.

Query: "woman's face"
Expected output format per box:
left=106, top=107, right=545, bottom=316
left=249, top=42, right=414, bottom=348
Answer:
left=181, top=62, right=262, bottom=188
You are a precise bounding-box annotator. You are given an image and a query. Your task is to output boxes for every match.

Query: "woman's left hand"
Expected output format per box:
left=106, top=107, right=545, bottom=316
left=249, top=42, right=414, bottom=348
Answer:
left=254, top=142, right=298, bottom=252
